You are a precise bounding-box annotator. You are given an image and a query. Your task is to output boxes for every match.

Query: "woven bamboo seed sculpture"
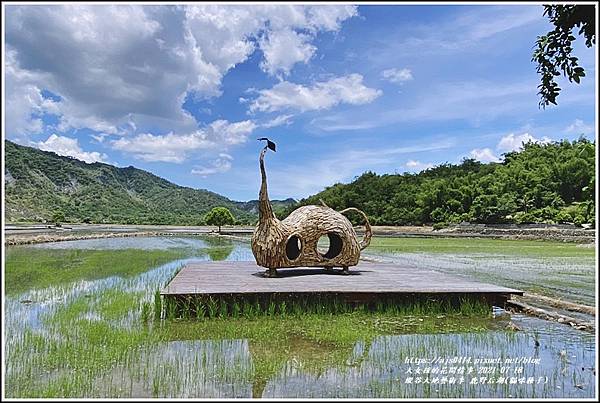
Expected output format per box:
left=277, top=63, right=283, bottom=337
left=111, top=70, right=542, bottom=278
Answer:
left=251, top=139, right=372, bottom=277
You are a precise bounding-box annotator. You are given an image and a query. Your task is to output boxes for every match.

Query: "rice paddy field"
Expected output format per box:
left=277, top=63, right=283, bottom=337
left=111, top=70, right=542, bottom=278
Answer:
left=366, top=237, right=596, bottom=306
left=3, top=235, right=596, bottom=398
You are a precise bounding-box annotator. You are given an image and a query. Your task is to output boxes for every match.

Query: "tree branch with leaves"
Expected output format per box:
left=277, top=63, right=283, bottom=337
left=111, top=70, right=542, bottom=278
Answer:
left=532, top=5, right=595, bottom=108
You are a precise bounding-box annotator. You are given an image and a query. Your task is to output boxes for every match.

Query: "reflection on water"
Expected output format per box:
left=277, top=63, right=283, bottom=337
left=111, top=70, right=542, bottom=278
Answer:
left=4, top=236, right=596, bottom=398
left=261, top=325, right=594, bottom=398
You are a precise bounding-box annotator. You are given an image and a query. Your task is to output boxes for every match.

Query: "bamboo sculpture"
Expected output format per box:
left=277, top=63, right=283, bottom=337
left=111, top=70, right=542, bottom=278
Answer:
left=251, top=139, right=372, bottom=277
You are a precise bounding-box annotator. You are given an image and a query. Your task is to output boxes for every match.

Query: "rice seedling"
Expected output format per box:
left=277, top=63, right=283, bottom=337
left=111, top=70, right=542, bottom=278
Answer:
left=140, top=302, right=151, bottom=323
left=193, top=299, right=206, bottom=320
left=153, top=290, right=162, bottom=321
left=206, top=297, right=218, bottom=319
left=231, top=301, right=241, bottom=318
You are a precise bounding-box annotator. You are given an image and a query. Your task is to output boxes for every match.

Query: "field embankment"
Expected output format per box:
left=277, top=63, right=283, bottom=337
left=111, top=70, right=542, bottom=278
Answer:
left=4, top=222, right=595, bottom=245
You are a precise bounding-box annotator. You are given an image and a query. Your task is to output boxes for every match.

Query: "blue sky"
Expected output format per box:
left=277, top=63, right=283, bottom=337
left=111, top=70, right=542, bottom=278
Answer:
left=4, top=4, right=596, bottom=201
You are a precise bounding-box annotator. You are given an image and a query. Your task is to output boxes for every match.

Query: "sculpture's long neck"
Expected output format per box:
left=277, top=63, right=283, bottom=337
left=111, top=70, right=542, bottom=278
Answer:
left=259, top=147, right=276, bottom=223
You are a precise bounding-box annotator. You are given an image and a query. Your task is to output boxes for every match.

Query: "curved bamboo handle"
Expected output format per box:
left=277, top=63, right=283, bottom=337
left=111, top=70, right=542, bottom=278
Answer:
left=340, top=207, right=372, bottom=250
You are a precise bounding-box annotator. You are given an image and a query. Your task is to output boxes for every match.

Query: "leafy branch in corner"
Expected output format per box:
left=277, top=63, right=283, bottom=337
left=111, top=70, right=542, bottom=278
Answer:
left=532, top=5, right=595, bottom=108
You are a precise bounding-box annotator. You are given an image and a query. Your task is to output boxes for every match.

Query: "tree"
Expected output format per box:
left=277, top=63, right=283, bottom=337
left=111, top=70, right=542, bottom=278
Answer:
left=51, top=210, right=65, bottom=226
left=204, top=207, right=235, bottom=233
left=532, top=5, right=595, bottom=108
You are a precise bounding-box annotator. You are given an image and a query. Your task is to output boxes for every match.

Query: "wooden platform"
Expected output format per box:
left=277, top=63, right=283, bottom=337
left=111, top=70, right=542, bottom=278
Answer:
left=161, top=261, right=523, bottom=307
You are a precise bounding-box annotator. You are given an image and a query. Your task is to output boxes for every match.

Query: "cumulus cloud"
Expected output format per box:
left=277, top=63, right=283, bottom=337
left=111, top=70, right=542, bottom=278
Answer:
left=405, top=159, right=434, bottom=171
left=5, top=4, right=357, bottom=139
left=5, top=4, right=357, bottom=158
left=255, top=4, right=357, bottom=76
left=381, top=68, right=413, bottom=84
left=496, top=132, right=551, bottom=153
left=4, top=50, right=61, bottom=138
left=191, top=153, right=233, bottom=176
left=565, top=119, right=594, bottom=136
left=249, top=74, right=382, bottom=113
left=110, top=119, right=257, bottom=163
left=259, top=29, right=316, bottom=76
left=469, top=132, right=553, bottom=163
left=37, top=134, right=108, bottom=163
left=470, top=148, right=501, bottom=163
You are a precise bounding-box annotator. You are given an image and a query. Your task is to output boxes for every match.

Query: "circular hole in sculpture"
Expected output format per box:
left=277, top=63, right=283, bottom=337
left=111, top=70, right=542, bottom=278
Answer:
left=317, top=232, right=343, bottom=259
left=285, top=235, right=302, bottom=260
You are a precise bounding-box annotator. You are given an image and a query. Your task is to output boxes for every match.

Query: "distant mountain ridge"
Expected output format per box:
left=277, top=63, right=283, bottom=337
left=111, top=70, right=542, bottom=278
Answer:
left=4, top=140, right=293, bottom=225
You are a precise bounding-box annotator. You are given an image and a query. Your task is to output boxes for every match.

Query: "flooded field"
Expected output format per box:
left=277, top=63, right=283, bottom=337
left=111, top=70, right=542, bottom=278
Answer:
left=3, top=236, right=596, bottom=398
left=366, top=237, right=596, bottom=307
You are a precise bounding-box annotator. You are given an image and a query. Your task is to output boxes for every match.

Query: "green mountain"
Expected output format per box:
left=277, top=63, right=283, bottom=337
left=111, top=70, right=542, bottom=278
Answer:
left=4, top=140, right=258, bottom=225
left=285, top=138, right=595, bottom=227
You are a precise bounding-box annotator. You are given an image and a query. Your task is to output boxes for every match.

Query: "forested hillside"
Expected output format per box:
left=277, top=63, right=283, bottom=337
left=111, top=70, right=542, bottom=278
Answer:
left=5, top=138, right=595, bottom=227
left=4, top=140, right=258, bottom=225
left=286, top=138, right=596, bottom=227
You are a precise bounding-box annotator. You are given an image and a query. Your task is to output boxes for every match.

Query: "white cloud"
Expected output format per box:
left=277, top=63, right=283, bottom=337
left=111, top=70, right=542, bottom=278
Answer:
left=112, top=132, right=208, bottom=163
left=191, top=153, right=233, bottom=176
left=110, top=119, right=257, bottom=163
left=90, top=133, right=110, bottom=143
left=37, top=134, right=108, bottom=163
left=470, top=148, right=501, bottom=163
left=4, top=50, right=60, bottom=138
left=256, top=4, right=357, bottom=76
left=381, top=68, right=413, bottom=84
left=259, top=29, right=316, bottom=76
left=305, top=5, right=357, bottom=31
left=496, top=132, right=551, bottom=153
left=565, top=119, right=594, bottom=136
left=469, top=131, right=554, bottom=164
left=5, top=4, right=357, bottom=147
left=405, top=159, right=434, bottom=171
left=208, top=119, right=258, bottom=146
left=249, top=74, right=381, bottom=113
left=261, top=114, right=294, bottom=128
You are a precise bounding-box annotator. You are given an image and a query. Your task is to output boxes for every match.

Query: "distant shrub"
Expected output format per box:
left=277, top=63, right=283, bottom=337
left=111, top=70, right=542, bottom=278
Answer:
left=51, top=210, right=65, bottom=226
left=432, top=222, right=449, bottom=230
left=430, top=207, right=448, bottom=223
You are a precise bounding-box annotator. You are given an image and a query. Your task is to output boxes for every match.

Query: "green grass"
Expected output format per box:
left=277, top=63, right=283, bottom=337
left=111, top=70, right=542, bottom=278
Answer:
left=160, top=293, right=492, bottom=320
left=367, top=237, right=595, bottom=258
left=4, top=248, right=189, bottom=295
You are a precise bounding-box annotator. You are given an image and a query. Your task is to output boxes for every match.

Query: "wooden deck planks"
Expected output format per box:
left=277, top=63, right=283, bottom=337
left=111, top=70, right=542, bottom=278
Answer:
left=161, top=261, right=523, bottom=297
